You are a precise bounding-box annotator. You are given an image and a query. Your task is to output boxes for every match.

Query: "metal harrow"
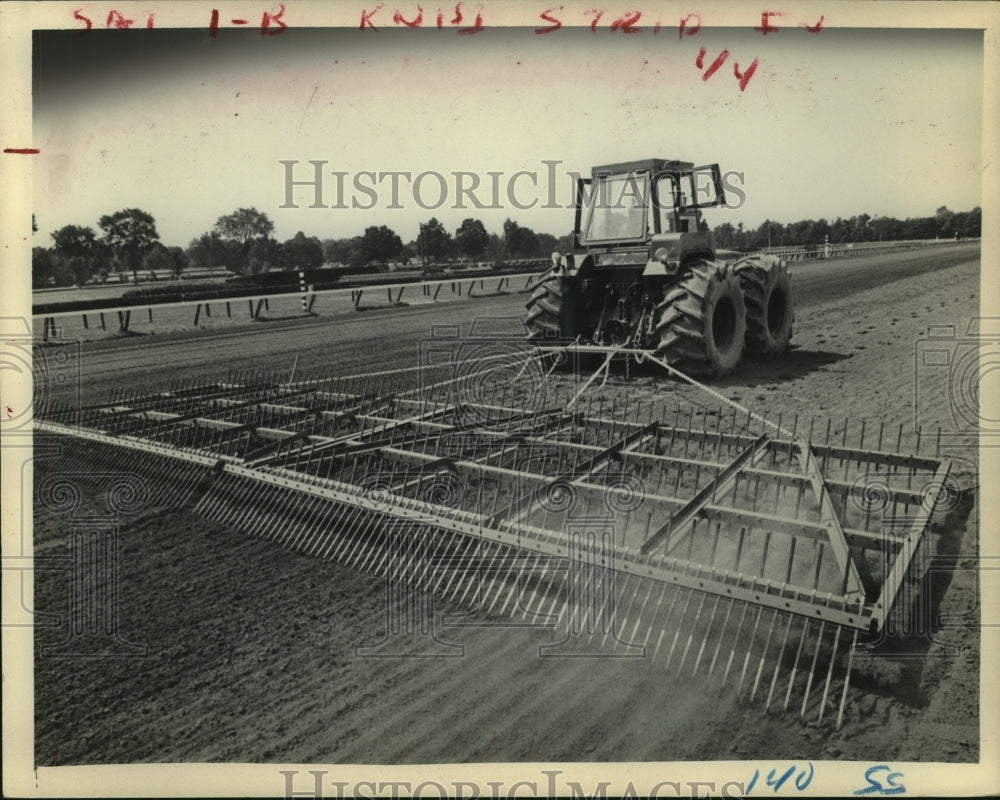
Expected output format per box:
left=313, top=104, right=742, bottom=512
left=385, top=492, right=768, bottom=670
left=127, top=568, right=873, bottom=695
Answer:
left=34, top=349, right=955, bottom=729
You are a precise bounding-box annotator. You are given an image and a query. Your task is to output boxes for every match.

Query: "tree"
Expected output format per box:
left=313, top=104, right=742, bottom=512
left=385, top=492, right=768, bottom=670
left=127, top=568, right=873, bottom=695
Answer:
left=322, top=238, right=347, bottom=265
left=32, top=247, right=53, bottom=289
left=958, top=207, right=981, bottom=238
left=284, top=231, right=325, bottom=269
left=535, top=232, right=559, bottom=259
left=50, top=225, right=99, bottom=285
left=51, top=224, right=97, bottom=259
left=454, top=218, right=490, bottom=261
left=359, top=225, right=403, bottom=264
left=503, top=218, right=538, bottom=259
left=167, top=246, right=189, bottom=278
left=713, top=222, right=736, bottom=249
left=97, top=208, right=160, bottom=284
left=142, top=243, right=173, bottom=278
left=345, top=237, right=367, bottom=269
left=214, top=207, right=275, bottom=274
left=485, top=233, right=505, bottom=262
left=248, top=237, right=286, bottom=273
left=143, top=243, right=189, bottom=278
left=398, top=244, right=416, bottom=266
left=187, top=231, right=242, bottom=272
left=418, top=218, right=453, bottom=263
left=935, top=205, right=955, bottom=239
left=851, top=213, right=871, bottom=242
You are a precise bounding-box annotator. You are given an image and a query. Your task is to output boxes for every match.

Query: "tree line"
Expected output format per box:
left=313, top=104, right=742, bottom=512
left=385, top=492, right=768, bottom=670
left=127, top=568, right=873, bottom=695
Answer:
left=712, top=206, right=981, bottom=251
left=32, top=208, right=574, bottom=289
left=33, top=203, right=981, bottom=289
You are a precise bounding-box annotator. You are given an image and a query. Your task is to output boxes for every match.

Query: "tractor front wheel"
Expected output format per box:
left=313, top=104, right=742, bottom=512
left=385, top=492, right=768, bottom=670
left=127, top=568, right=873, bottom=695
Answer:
left=524, top=270, right=567, bottom=341
left=655, top=260, right=747, bottom=378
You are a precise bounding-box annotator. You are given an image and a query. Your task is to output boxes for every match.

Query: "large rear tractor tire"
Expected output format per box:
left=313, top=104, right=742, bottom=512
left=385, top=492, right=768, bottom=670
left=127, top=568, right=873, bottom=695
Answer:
left=525, top=270, right=566, bottom=341
left=734, top=255, right=794, bottom=359
left=655, top=260, right=747, bottom=377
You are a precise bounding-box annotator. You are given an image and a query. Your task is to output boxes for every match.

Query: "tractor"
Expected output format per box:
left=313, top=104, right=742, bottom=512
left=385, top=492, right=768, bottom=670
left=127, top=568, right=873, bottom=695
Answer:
left=525, top=158, right=794, bottom=376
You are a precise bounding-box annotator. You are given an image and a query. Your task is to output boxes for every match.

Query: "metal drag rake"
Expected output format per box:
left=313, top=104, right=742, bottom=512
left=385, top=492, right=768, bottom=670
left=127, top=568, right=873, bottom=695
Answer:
left=34, top=347, right=955, bottom=729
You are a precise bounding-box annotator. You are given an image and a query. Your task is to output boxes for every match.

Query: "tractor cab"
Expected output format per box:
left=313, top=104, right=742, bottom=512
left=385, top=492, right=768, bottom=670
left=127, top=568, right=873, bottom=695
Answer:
left=576, top=159, right=727, bottom=253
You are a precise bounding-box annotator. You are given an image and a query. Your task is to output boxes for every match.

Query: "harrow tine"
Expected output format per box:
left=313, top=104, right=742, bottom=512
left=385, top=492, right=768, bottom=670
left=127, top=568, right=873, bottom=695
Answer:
left=370, top=522, right=402, bottom=578
left=692, top=595, right=722, bottom=676
left=467, top=542, right=502, bottom=612
left=496, top=553, right=532, bottom=619
left=626, top=578, right=657, bottom=652
left=800, top=620, right=827, bottom=720
left=750, top=609, right=780, bottom=702
left=541, top=553, right=572, bottom=630
left=664, top=589, right=696, bottom=669
left=736, top=604, right=765, bottom=696
left=677, top=592, right=708, bottom=674
left=721, top=601, right=751, bottom=687
left=446, top=541, right=476, bottom=604
left=439, top=536, right=472, bottom=602
left=431, top=531, right=465, bottom=594
left=765, top=613, right=795, bottom=712
left=457, top=541, right=488, bottom=607
left=481, top=546, right=514, bottom=617
left=299, top=499, right=341, bottom=556
left=652, top=586, right=685, bottom=660
left=784, top=619, right=811, bottom=712
left=600, top=572, right=636, bottom=649
left=355, top=523, right=389, bottom=573
left=837, top=629, right=859, bottom=730
left=706, top=597, right=736, bottom=682
left=322, top=506, right=366, bottom=560
left=818, top=624, right=842, bottom=724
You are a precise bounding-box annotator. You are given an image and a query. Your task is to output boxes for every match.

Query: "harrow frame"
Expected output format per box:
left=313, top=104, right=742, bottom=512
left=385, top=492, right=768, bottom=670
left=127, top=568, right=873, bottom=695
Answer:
left=34, top=349, right=955, bottom=728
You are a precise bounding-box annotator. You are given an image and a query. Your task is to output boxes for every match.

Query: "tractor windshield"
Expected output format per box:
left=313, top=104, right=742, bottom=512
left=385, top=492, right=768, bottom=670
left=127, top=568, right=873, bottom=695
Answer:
left=582, top=172, right=648, bottom=243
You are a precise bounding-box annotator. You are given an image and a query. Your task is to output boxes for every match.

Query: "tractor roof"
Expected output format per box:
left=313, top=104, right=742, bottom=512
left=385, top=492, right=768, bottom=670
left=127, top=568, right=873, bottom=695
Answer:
left=591, top=158, right=695, bottom=179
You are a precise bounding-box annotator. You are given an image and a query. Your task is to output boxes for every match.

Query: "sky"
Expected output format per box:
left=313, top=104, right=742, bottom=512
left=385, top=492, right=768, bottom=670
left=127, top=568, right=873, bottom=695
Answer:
left=32, top=23, right=984, bottom=248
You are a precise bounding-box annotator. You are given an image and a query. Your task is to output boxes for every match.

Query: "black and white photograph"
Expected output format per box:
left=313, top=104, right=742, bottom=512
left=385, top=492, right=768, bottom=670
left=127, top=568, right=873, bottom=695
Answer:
left=2, top=1, right=998, bottom=796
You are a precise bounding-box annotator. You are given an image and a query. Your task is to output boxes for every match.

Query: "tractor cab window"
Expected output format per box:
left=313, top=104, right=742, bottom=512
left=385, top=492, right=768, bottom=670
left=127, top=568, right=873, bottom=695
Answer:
left=658, top=210, right=699, bottom=234
left=654, top=172, right=706, bottom=234
left=583, top=173, right=647, bottom=242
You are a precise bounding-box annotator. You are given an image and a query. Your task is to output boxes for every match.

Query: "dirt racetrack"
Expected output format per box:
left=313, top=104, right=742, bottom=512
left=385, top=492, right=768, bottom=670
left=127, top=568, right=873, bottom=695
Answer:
left=33, top=243, right=982, bottom=765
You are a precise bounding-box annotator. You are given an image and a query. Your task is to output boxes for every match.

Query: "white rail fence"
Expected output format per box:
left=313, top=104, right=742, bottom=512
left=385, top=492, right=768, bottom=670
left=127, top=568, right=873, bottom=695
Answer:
left=35, top=272, right=542, bottom=340
left=756, top=237, right=979, bottom=263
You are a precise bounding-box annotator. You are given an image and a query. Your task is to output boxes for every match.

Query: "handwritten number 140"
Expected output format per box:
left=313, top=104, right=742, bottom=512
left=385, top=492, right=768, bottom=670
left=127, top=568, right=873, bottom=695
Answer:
left=746, top=763, right=814, bottom=794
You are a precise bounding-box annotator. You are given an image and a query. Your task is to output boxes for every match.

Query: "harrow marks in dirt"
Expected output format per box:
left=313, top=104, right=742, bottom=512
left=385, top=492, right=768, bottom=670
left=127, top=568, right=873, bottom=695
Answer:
left=35, top=353, right=955, bottom=728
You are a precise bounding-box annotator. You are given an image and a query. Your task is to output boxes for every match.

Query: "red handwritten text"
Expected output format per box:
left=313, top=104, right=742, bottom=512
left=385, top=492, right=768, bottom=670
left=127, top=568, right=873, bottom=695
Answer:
left=536, top=7, right=562, bottom=34
left=208, top=5, right=287, bottom=36
left=609, top=9, right=642, bottom=33
left=754, top=11, right=780, bottom=35
left=678, top=12, right=701, bottom=38
left=361, top=3, right=483, bottom=33
left=73, top=6, right=285, bottom=35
